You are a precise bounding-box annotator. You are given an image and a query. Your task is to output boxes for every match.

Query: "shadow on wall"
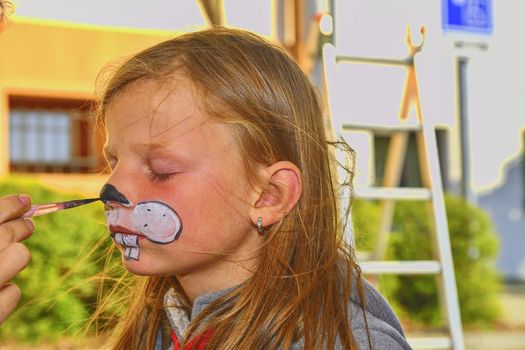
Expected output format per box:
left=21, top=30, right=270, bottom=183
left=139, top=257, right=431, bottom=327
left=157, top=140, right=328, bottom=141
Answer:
left=479, top=157, right=525, bottom=281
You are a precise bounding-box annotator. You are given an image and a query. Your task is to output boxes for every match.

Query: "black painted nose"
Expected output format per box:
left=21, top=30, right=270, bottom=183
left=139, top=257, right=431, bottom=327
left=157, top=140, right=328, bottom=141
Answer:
left=100, top=184, right=131, bottom=205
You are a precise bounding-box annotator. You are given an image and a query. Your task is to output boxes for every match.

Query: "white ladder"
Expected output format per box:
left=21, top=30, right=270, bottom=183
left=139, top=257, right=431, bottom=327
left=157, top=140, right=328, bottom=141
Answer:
left=322, top=27, right=465, bottom=350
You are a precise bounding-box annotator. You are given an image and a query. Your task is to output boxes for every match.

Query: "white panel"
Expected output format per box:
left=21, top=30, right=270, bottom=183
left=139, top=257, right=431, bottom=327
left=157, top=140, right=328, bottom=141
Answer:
left=14, top=0, right=205, bottom=30
left=224, top=0, right=273, bottom=37
left=334, top=0, right=455, bottom=126
left=332, top=63, right=407, bottom=125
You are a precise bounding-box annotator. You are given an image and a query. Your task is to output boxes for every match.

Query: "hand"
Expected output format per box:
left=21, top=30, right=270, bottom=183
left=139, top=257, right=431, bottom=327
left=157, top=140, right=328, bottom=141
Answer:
left=0, top=194, right=34, bottom=325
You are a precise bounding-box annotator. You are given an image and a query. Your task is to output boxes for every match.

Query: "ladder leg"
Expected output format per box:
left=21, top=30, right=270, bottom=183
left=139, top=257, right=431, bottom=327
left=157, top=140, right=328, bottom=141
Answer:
left=375, top=132, right=409, bottom=260
left=417, top=128, right=465, bottom=350
left=416, top=131, right=449, bottom=332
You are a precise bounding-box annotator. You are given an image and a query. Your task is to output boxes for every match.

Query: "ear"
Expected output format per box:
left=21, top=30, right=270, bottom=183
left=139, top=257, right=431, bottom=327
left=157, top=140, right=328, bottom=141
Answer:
left=250, top=161, right=302, bottom=229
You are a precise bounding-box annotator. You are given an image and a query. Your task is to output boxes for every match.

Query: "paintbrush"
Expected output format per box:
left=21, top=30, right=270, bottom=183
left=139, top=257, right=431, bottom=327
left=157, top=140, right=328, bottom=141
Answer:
left=22, top=198, right=100, bottom=218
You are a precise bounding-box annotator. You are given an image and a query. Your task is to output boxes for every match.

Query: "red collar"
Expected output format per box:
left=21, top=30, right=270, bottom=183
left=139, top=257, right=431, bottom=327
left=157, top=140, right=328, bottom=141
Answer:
left=172, top=329, right=214, bottom=350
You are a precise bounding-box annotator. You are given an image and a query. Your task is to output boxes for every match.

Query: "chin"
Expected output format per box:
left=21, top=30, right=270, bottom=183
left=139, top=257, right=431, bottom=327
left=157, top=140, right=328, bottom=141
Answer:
left=120, top=255, right=154, bottom=275
left=121, top=256, right=175, bottom=277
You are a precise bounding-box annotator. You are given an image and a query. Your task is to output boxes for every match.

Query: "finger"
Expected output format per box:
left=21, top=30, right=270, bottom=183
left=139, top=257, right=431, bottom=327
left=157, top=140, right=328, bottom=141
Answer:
left=0, top=284, right=21, bottom=325
left=0, top=218, right=35, bottom=251
left=0, top=243, right=30, bottom=285
left=0, top=194, right=32, bottom=224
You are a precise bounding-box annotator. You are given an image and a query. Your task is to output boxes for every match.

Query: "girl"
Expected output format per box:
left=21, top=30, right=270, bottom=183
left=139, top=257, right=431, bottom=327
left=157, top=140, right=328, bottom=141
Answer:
left=97, top=27, right=410, bottom=350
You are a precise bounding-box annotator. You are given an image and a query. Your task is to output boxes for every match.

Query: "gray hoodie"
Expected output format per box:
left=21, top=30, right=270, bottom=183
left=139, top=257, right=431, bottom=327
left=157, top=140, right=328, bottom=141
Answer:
left=157, top=278, right=412, bottom=349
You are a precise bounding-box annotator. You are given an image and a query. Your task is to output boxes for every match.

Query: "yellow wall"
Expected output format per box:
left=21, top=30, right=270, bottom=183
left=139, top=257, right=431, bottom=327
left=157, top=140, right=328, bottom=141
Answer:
left=0, top=17, right=178, bottom=94
left=0, top=17, right=180, bottom=192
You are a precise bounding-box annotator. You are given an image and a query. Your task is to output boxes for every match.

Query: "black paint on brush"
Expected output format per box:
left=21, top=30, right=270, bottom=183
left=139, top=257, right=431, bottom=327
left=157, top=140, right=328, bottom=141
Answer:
left=62, top=198, right=100, bottom=209
left=100, top=184, right=131, bottom=205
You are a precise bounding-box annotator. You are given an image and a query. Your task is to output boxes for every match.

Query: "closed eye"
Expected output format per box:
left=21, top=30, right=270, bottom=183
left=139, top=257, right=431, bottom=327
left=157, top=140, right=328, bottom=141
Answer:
left=146, top=168, right=176, bottom=183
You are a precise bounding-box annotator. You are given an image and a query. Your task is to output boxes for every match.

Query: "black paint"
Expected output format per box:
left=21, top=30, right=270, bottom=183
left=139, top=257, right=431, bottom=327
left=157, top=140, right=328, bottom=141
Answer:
left=100, top=184, right=131, bottom=205
left=62, top=198, right=100, bottom=209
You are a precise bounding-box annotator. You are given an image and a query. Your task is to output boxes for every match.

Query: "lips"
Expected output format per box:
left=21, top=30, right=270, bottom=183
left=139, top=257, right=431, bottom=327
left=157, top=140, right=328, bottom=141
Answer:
left=109, top=225, right=142, bottom=261
left=109, top=224, right=139, bottom=243
left=109, top=225, right=146, bottom=240
left=109, top=225, right=138, bottom=236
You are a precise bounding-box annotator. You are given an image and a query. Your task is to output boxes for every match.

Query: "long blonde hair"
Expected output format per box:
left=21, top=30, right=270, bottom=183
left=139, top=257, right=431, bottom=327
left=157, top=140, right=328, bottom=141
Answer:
left=96, top=27, right=366, bottom=350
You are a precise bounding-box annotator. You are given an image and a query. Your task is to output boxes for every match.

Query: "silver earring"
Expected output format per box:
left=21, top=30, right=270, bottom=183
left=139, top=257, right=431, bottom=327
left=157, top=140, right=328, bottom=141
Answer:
left=257, top=217, right=264, bottom=234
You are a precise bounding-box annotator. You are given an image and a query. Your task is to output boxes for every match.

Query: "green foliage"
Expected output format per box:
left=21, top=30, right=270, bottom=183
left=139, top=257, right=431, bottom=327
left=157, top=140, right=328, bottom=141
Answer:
left=351, top=199, right=381, bottom=251
left=0, top=176, right=116, bottom=343
left=352, top=194, right=502, bottom=327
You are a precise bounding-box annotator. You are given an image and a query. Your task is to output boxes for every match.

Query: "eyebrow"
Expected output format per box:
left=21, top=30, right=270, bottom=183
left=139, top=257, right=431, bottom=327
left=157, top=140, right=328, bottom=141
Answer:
left=103, top=142, right=189, bottom=165
left=132, top=142, right=165, bottom=154
left=103, top=142, right=164, bottom=156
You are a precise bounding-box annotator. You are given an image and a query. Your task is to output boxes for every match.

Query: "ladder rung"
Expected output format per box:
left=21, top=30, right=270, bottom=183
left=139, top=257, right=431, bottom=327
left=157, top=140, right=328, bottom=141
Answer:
left=407, top=336, right=452, bottom=349
left=356, top=251, right=374, bottom=261
left=361, top=261, right=441, bottom=275
left=336, top=55, right=411, bottom=66
left=342, top=123, right=422, bottom=133
left=354, top=187, right=432, bottom=200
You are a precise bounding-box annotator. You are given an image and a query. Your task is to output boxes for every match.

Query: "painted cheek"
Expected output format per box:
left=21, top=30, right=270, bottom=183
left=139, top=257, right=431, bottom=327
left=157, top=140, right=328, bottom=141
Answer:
left=105, top=206, right=120, bottom=226
left=131, top=201, right=182, bottom=244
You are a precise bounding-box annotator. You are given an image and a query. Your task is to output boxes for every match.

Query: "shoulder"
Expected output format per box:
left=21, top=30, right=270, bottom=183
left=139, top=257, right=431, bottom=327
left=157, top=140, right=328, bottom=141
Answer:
left=348, top=277, right=412, bottom=350
left=352, top=327, right=411, bottom=350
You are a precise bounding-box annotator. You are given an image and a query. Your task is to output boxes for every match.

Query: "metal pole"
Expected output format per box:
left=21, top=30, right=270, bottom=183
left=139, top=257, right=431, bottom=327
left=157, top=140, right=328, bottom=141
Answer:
left=457, top=57, right=476, bottom=204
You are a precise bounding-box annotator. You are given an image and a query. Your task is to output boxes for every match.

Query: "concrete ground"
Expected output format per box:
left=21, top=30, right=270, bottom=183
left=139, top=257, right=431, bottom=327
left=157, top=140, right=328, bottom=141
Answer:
left=406, top=282, right=525, bottom=350
left=464, top=282, right=525, bottom=350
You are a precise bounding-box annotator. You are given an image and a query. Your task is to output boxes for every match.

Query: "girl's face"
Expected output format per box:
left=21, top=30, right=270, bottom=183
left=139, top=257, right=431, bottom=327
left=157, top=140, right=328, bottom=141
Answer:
left=103, top=79, right=263, bottom=290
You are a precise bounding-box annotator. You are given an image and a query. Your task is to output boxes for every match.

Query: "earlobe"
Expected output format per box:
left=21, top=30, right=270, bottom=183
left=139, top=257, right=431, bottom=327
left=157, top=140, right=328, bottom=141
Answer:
left=250, top=161, right=302, bottom=230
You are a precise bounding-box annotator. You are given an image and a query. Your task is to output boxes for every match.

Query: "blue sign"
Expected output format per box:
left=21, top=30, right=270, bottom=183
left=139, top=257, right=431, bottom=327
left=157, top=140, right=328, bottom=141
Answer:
left=442, top=0, right=493, bottom=34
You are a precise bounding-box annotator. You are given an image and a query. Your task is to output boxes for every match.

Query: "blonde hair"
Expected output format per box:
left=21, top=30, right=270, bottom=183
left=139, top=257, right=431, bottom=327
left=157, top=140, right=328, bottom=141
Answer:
left=96, top=27, right=366, bottom=350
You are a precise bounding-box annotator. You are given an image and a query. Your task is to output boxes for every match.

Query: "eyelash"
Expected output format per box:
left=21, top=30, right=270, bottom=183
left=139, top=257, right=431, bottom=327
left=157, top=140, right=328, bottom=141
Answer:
left=147, top=168, right=176, bottom=183
left=105, top=155, right=176, bottom=183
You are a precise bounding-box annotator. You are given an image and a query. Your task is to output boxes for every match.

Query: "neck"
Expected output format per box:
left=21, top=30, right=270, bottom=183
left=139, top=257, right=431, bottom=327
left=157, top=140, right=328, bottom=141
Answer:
left=177, top=257, right=259, bottom=303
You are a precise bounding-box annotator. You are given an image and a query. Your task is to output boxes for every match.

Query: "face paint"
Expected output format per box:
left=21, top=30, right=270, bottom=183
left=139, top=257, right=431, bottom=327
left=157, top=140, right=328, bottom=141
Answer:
left=114, top=233, right=140, bottom=260
left=131, top=201, right=182, bottom=243
left=100, top=184, right=133, bottom=207
left=102, top=184, right=183, bottom=261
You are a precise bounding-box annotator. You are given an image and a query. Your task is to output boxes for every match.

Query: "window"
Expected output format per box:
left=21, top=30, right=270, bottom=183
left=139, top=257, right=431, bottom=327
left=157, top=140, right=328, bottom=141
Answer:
left=435, top=128, right=450, bottom=192
left=8, top=96, right=104, bottom=173
left=373, top=132, right=421, bottom=188
left=373, top=129, right=450, bottom=191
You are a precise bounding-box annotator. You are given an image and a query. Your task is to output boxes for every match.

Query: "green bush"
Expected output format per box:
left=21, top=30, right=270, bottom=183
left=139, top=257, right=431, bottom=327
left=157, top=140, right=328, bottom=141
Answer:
left=0, top=176, right=117, bottom=343
left=352, top=194, right=502, bottom=327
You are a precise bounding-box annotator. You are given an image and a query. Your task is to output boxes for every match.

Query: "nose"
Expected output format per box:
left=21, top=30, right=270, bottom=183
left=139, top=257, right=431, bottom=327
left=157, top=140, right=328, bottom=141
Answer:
left=100, top=183, right=132, bottom=207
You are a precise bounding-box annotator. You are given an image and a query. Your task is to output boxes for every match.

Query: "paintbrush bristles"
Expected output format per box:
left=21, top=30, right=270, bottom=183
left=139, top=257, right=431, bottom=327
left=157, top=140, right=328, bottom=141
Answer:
left=61, top=198, right=100, bottom=209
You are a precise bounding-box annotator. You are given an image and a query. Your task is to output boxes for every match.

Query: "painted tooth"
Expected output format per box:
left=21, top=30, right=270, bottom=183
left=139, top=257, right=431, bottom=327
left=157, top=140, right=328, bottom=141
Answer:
left=114, top=233, right=124, bottom=245
left=128, top=247, right=140, bottom=260
left=124, top=247, right=133, bottom=260
left=124, top=246, right=140, bottom=260
left=122, top=234, right=139, bottom=247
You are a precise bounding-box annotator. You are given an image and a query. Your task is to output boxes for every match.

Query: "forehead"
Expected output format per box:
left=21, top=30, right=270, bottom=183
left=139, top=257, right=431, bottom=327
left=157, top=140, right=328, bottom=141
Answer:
left=105, top=78, right=207, bottom=141
left=103, top=78, right=241, bottom=159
